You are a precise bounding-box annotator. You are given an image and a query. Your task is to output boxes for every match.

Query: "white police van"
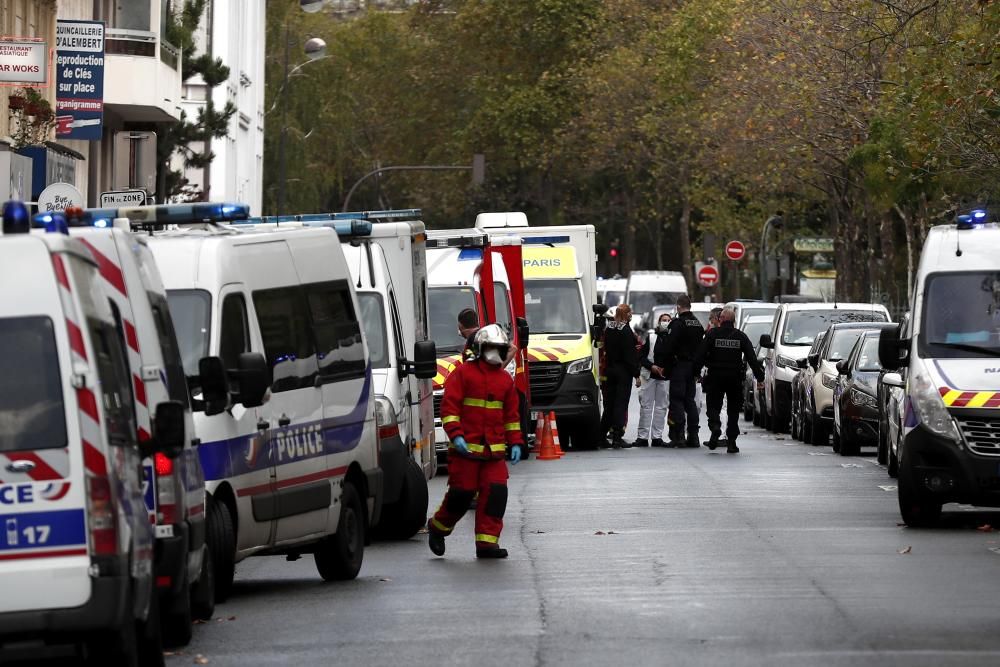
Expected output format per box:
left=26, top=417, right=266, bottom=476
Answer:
left=237, top=210, right=438, bottom=539
left=0, top=203, right=177, bottom=665
left=37, top=208, right=213, bottom=646
left=880, top=209, right=1000, bottom=526
left=139, top=204, right=380, bottom=598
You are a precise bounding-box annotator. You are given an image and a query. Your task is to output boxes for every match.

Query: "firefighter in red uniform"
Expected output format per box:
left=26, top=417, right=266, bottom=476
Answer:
left=428, top=324, right=524, bottom=559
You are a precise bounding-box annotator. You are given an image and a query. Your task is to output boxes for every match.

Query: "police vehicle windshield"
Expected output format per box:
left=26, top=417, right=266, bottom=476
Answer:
left=782, top=309, right=886, bottom=346
left=165, top=289, right=211, bottom=376
left=0, top=317, right=67, bottom=453
left=357, top=293, right=389, bottom=369
left=428, top=286, right=478, bottom=355
left=524, top=279, right=586, bottom=334
left=628, top=291, right=684, bottom=316
left=921, top=271, right=1000, bottom=358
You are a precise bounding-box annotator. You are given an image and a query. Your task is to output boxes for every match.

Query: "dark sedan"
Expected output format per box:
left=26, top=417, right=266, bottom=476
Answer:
left=832, top=331, right=883, bottom=456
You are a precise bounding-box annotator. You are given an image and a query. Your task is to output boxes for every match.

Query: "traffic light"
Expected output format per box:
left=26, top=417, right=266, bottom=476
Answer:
left=609, top=239, right=620, bottom=258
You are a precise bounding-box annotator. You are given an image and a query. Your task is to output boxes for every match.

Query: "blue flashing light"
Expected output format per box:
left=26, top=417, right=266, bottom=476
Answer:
left=3, top=200, right=31, bottom=235
left=521, top=235, right=571, bottom=245
left=972, top=209, right=987, bottom=219
left=458, top=248, right=484, bottom=261
left=44, top=212, right=69, bottom=235
left=93, top=218, right=110, bottom=228
left=79, top=202, right=250, bottom=227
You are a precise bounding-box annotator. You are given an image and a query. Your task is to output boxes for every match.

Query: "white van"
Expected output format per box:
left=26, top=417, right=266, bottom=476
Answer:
left=142, top=206, right=380, bottom=598
left=0, top=207, right=172, bottom=664
left=879, top=213, right=1000, bottom=526
left=235, top=210, right=438, bottom=539
left=760, top=302, right=890, bottom=431
left=625, top=270, right=688, bottom=330
left=598, top=277, right=626, bottom=306
left=46, top=214, right=211, bottom=646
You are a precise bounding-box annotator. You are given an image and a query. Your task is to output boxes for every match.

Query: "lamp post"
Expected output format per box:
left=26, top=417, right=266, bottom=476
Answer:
left=758, top=214, right=783, bottom=302
left=275, top=29, right=327, bottom=217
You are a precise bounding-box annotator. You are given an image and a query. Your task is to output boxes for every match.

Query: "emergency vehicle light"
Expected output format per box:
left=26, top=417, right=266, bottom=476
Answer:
left=2, top=200, right=31, bottom=235
left=520, top=235, right=571, bottom=245
left=32, top=212, right=72, bottom=234
left=425, top=234, right=487, bottom=249
left=78, top=203, right=250, bottom=228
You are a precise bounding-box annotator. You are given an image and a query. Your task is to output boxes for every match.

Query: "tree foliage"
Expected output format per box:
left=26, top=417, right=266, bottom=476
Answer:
left=265, top=0, right=1000, bottom=303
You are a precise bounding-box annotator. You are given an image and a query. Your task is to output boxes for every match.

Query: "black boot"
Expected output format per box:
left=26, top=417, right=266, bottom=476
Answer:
left=727, top=438, right=740, bottom=454
left=477, top=547, right=509, bottom=559
left=667, top=425, right=684, bottom=448
left=651, top=438, right=666, bottom=448
left=686, top=432, right=700, bottom=448
left=705, top=429, right=721, bottom=450
left=428, top=530, right=446, bottom=556
left=634, top=438, right=649, bottom=448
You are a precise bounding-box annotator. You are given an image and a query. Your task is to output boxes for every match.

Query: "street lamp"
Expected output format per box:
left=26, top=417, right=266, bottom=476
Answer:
left=759, top=213, right=783, bottom=302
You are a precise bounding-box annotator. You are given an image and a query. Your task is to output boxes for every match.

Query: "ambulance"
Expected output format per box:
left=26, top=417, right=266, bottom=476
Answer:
left=879, top=208, right=1000, bottom=527
left=37, top=209, right=211, bottom=646
left=475, top=213, right=604, bottom=449
left=426, top=230, right=530, bottom=461
left=0, top=204, right=169, bottom=664
left=237, top=210, right=437, bottom=539
left=115, top=204, right=382, bottom=598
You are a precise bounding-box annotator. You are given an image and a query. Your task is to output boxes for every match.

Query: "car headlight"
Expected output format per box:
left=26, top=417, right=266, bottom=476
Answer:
left=776, top=354, right=797, bottom=369
left=822, top=373, right=838, bottom=389
left=567, top=356, right=593, bottom=374
left=850, top=389, right=878, bottom=409
left=909, top=358, right=960, bottom=441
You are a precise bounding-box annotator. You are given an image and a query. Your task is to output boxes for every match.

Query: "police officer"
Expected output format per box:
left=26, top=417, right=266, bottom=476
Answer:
left=430, top=324, right=524, bottom=558
left=694, top=307, right=764, bottom=454
left=601, top=304, right=640, bottom=448
left=652, top=295, right=705, bottom=447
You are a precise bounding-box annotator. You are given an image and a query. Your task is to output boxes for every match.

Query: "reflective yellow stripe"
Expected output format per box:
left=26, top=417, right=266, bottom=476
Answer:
left=462, top=398, right=504, bottom=410
left=475, top=533, right=499, bottom=544
left=941, top=390, right=962, bottom=406
left=431, top=518, right=451, bottom=534
left=442, top=415, right=460, bottom=424
left=489, top=443, right=507, bottom=453
left=966, top=392, right=993, bottom=408
left=466, top=443, right=486, bottom=453
left=504, top=422, right=520, bottom=431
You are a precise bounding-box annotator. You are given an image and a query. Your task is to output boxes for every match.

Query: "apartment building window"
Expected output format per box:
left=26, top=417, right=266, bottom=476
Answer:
left=104, top=0, right=152, bottom=32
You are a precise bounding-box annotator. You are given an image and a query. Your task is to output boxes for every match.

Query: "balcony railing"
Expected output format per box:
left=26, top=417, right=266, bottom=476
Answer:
left=104, top=28, right=179, bottom=72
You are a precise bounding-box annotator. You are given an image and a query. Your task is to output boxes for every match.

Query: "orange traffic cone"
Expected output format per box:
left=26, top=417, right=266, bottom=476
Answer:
left=536, top=413, right=560, bottom=460
left=533, top=414, right=545, bottom=449
left=549, top=411, right=565, bottom=457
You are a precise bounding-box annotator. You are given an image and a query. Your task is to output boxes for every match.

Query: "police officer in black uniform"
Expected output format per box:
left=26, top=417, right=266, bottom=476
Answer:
left=694, top=306, right=764, bottom=453
left=652, top=294, right=705, bottom=448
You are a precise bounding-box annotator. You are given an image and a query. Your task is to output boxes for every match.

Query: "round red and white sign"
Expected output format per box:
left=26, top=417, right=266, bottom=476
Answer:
left=725, top=240, right=746, bottom=262
left=697, top=264, right=719, bottom=287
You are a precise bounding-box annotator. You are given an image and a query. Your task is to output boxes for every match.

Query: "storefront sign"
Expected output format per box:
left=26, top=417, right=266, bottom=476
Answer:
left=55, top=20, right=105, bottom=141
left=0, top=39, right=47, bottom=84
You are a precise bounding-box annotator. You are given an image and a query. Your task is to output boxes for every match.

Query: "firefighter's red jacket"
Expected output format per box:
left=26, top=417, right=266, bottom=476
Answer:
left=441, top=358, right=523, bottom=460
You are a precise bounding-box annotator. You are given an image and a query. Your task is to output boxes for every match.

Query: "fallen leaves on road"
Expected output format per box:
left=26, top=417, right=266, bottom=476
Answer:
left=379, top=577, right=392, bottom=582
left=977, top=524, right=994, bottom=532
left=594, top=531, right=617, bottom=535
left=193, top=620, right=207, bottom=625
left=194, top=656, right=210, bottom=665
left=530, top=530, right=546, bottom=534
left=228, top=616, right=237, bottom=621
left=594, top=531, right=605, bottom=535
left=163, top=651, right=184, bottom=657
left=417, top=527, right=429, bottom=534
left=898, top=546, right=912, bottom=555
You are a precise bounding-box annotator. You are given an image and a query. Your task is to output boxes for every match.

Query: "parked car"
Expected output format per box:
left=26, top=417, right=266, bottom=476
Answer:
left=832, top=331, right=884, bottom=456
left=727, top=300, right=779, bottom=330
left=877, top=313, right=911, bottom=477
left=802, top=322, right=896, bottom=446
left=741, top=315, right=778, bottom=424
left=790, top=332, right=826, bottom=441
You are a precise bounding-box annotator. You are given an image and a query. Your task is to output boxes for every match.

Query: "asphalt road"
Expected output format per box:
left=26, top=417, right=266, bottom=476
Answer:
left=157, top=389, right=1000, bottom=667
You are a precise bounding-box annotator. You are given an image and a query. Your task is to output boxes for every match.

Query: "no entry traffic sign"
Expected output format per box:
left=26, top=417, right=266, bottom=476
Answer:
left=697, top=264, right=719, bottom=287
left=725, top=240, right=746, bottom=262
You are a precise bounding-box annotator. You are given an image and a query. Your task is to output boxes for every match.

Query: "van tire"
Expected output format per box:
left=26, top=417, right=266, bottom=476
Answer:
left=899, top=464, right=942, bottom=527
left=315, top=482, right=364, bottom=581
left=161, top=567, right=192, bottom=647
left=208, top=498, right=236, bottom=602
left=190, top=545, right=216, bottom=621
left=137, top=584, right=166, bottom=667
left=377, top=458, right=429, bottom=540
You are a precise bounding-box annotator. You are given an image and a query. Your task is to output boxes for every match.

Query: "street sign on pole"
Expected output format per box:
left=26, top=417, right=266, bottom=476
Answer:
left=37, top=183, right=84, bottom=212
left=725, top=240, right=746, bottom=262
left=697, top=264, right=719, bottom=288
left=100, top=189, right=147, bottom=207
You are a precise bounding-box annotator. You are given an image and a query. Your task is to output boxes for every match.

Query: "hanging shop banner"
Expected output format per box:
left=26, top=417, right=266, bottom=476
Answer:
left=0, top=39, right=47, bottom=84
left=55, top=20, right=105, bottom=141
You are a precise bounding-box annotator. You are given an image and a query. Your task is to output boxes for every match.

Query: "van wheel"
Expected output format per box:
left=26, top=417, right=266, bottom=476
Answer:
left=208, top=498, right=236, bottom=602
left=377, top=458, right=429, bottom=540
left=899, top=465, right=942, bottom=527
left=315, top=482, right=365, bottom=581
left=85, top=581, right=138, bottom=667
left=877, top=418, right=889, bottom=465
left=161, top=567, right=192, bottom=647
left=888, top=446, right=899, bottom=478
left=137, top=583, right=166, bottom=667
left=569, top=416, right=601, bottom=450
left=191, top=545, right=216, bottom=621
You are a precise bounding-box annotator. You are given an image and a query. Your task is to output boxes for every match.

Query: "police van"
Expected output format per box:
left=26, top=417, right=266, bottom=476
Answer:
left=0, top=203, right=175, bottom=665
left=134, top=204, right=380, bottom=597
left=39, top=209, right=211, bottom=646
left=880, top=209, right=1000, bottom=526
left=236, top=210, right=438, bottom=540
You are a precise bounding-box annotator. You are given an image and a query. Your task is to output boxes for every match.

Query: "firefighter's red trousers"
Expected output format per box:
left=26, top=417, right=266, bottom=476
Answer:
left=429, top=455, right=509, bottom=550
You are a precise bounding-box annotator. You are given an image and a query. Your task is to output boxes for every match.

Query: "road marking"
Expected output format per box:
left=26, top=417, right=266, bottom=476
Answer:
left=841, top=463, right=864, bottom=468
left=879, top=485, right=897, bottom=492
left=989, top=547, right=1000, bottom=556
left=809, top=452, right=831, bottom=456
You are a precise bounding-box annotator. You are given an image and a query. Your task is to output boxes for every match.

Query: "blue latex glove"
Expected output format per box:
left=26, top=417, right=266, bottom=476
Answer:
left=510, top=445, right=523, bottom=465
left=452, top=436, right=469, bottom=455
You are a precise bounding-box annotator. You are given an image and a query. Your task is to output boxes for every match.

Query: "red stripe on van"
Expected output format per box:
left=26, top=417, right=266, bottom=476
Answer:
left=0, top=548, right=88, bottom=561
left=236, top=466, right=350, bottom=498
left=83, top=441, right=107, bottom=476
left=4, top=452, right=62, bottom=481
left=76, top=388, right=99, bottom=423
left=51, top=254, right=69, bottom=289
left=133, top=374, right=147, bottom=406
left=67, top=320, right=87, bottom=361
left=78, top=239, right=128, bottom=297
left=124, top=319, right=139, bottom=353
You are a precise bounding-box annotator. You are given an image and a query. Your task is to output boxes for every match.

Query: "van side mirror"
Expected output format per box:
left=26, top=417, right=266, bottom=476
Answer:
left=405, top=340, right=438, bottom=380
left=808, top=353, right=819, bottom=369
left=795, top=357, right=809, bottom=369
left=149, top=400, right=185, bottom=459
left=759, top=334, right=774, bottom=349
left=836, top=359, right=849, bottom=375
left=878, top=327, right=906, bottom=370
left=516, top=317, right=529, bottom=350
left=593, top=303, right=609, bottom=316
left=198, top=356, right=229, bottom=416
left=882, top=372, right=904, bottom=388
left=234, top=353, right=270, bottom=407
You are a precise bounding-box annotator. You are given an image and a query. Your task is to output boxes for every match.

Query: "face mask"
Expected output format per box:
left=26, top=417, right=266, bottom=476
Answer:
left=483, top=348, right=503, bottom=365
left=657, top=320, right=670, bottom=332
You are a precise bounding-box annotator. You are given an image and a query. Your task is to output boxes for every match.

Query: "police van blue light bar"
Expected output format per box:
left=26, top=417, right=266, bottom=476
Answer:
left=956, top=207, right=991, bottom=229
left=2, top=200, right=31, bottom=235
left=520, top=235, right=571, bottom=245
left=241, top=216, right=375, bottom=237
left=78, top=203, right=250, bottom=227
left=425, top=234, right=487, bottom=249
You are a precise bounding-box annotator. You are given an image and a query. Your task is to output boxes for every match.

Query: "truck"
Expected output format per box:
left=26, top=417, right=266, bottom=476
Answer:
left=475, top=213, right=605, bottom=449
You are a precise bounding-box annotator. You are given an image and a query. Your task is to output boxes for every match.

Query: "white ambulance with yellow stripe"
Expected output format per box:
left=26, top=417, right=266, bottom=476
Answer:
left=880, top=208, right=1000, bottom=527
left=475, top=214, right=604, bottom=449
